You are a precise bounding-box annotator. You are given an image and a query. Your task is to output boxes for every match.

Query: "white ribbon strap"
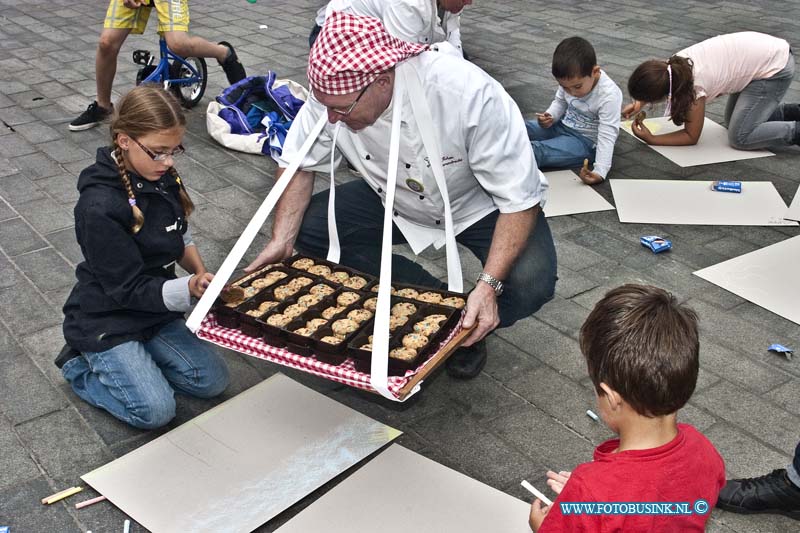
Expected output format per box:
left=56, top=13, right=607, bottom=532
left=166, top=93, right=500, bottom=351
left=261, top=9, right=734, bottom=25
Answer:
left=325, top=123, right=342, bottom=263
left=186, top=113, right=329, bottom=332
left=400, top=65, right=463, bottom=292
left=370, top=77, right=406, bottom=401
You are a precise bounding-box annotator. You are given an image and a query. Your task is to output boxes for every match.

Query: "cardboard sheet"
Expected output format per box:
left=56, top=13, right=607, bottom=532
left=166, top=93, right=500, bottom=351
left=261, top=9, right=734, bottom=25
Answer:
left=785, top=185, right=800, bottom=222
left=543, top=170, right=616, bottom=218
left=694, top=236, right=800, bottom=325
left=82, top=373, right=401, bottom=533
left=276, top=444, right=532, bottom=533
left=620, top=116, right=774, bottom=167
left=610, top=179, right=797, bottom=226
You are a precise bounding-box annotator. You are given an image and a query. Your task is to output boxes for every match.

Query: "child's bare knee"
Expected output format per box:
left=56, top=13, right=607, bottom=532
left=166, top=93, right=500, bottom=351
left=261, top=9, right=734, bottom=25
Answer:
left=164, top=33, right=191, bottom=57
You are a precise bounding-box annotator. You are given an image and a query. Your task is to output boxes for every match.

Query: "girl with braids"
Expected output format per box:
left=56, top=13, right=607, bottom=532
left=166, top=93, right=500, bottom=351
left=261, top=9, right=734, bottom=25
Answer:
left=57, top=85, right=229, bottom=429
left=622, top=32, right=799, bottom=150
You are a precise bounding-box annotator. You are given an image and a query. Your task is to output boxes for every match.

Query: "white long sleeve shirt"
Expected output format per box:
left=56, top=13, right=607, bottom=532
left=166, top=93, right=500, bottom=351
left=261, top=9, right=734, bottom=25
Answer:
left=278, top=50, right=547, bottom=254
left=315, top=0, right=463, bottom=56
left=545, top=70, right=623, bottom=179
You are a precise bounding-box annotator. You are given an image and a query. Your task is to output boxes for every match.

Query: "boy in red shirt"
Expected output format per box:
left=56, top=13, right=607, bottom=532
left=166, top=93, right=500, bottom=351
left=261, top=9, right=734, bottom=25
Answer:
left=529, top=284, right=725, bottom=532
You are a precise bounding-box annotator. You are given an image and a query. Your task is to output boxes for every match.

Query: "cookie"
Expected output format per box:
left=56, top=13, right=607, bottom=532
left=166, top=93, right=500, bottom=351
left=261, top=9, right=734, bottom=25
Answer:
left=343, top=276, right=368, bottom=289
left=389, top=315, right=408, bottom=331
left=265, top=271, right=288, bottom=283
left=321, top=306, right=345, bottom=319
left=308, top=264, right=332, bottom=276
left=371, top=284, right=397, bottom=294
left=347, top=308, right=373, bottom=323
left=363, top=297, right=378, bottom=311
left=396, top=288, right=419, bottom=299
left=306, top=318, right=328, bottom=331
left=298, top=294, right=322, bottom=307
left=413, top=320, right=439, bottom=336
left=389, top=347, right=417, bottom=362
left=258, top=301, right=279, bottom=312
left=266, top=314, right=291, bottom=327
left=320, top=335, right=343, bottom=345
left=331, top=318, right=359, bottom=337
left=309, top=283, right=335, bottom=296
left=391, top=302, right=417, bottom=317
left=244, top=286, right=258, bottom=299
left=293, top=327, right=314, bottom=337
left=283, top=304, right=307, bottom=318
left=251, top=277, right=275, bottom=289
left=289, top=276, right=313, bottom=289
left=440, top=296, right=465, bottom=309
left=273, top=285, right=296, bottom=301
left=402, top=333, right=428, bottom=350
left=291, top=258, right=315, bottom=270
left=416, top=291, right=442, bottom=304
left=245, top=309, right=264, bottom=317
left=424, top=314, right=448, bottom=326
left=337, top=292, right=361, bottom=307
left=325, top=271, right=351, bottom=284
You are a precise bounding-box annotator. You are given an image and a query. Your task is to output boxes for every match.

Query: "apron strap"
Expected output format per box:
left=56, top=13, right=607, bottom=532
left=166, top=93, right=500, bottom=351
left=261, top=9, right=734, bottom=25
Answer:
left=186, top=113, right=329, bottom=332
left=325, top=123, right=342, bottom=264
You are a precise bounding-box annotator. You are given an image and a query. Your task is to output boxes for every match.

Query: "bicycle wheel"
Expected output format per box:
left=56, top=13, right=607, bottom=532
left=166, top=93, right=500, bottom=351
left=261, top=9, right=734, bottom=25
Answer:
left=168, top=56, right=207, bottom=108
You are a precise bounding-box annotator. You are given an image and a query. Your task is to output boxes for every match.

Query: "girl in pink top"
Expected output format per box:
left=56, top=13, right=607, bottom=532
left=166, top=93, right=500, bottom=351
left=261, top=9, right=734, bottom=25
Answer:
left=622, top=32, right=798, bottom=149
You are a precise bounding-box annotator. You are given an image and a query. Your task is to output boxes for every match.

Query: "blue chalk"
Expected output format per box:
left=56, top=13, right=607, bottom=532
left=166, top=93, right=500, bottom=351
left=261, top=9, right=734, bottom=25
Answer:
left=768, top=344, right=794, bottom=355
left=640, top=236, right=672, bottom=254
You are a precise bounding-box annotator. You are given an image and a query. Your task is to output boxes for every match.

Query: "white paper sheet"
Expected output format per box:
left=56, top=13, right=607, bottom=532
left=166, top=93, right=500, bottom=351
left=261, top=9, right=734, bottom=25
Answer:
left=610, top=179, right=797, bottom=226
left=82, top=374, right=401, bottom=533
left=276, top=444, right=532, bottom=533
left=543, top=170, right=616, bottom=218
left=694, top=236, right=800, bottom=325
left=785, top=185, right=800, bottom=222
left=620, top=117, right=774, bottom=167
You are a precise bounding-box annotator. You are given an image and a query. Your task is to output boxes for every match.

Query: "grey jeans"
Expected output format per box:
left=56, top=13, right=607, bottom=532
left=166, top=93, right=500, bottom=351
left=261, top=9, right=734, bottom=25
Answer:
left=724, top=52, right=797, bottom=149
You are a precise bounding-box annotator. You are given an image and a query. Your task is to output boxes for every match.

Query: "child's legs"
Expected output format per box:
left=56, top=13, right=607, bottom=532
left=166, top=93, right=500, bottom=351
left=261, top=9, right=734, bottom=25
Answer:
left=61, top=341, right=176, bottom=429
left=155, top=0, right=227, bottom=62
left=727, top=58, right=796, bottom=149
left=143, top=319, right=229, bottom=399
left=525, top=120, right=561, bottom=141
left=530, top=127, right=595, bottom=170
left=95, top=28, right=131, bottom=108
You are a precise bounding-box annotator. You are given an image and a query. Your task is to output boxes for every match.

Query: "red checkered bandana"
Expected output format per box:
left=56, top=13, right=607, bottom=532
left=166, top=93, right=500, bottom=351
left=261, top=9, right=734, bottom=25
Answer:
left=308, top=10, right=428, bottom=96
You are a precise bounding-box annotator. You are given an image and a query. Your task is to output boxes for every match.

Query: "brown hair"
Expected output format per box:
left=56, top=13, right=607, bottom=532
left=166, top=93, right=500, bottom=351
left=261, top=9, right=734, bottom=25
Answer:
left=628, top=56, right=695, bottom=126
left=580, top=284, right=699, bottom=417
left=109, top=85, right=193, bottom=234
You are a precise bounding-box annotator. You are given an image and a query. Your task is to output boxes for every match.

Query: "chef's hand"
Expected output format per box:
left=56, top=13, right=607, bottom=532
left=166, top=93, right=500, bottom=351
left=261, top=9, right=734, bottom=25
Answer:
left=621, top=100, right=643, bottom=119
left=244, top=240, right=294, bottom=273
left=461, top=282, right=500, bottom=346
left=536, top=112, right=554, bottom=128
left=579, top=159, right=603, bottom=185
left=631, top=119, right=655, bottom=144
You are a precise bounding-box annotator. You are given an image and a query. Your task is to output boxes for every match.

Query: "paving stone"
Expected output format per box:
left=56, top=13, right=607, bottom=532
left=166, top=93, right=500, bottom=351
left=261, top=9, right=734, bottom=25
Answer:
left=15, top=409, right=113, bottom=483
left=13, top=196, right=73, bottom=234
left=18, top=324, right=69, bottom=386
left=0, top=252, right=24, bottom=289
left=699, top=340, right=792, bottom=395
left=0, top=132, right=38, bottom=158
left=483, top=333, right=542, bottom=384
left=0, top=350, right=67, bottom=425
left=13, top=121, right=63, bottom=145
left=213, top=161, right=275, bottom=193
left=13, top=247, right=75, bottom=292
left=45, top=226, right=82, bottom=266
left=0, top=416, right=40, bottom=491
left=0, top=280, right=61, bottom=336
left=0, top=476, right=79, bottom=533
left=530, top=295, right=589, bottom=339
left=0, top=217, right=47, bottom=256
left=36, top=173, right=80, bottom=205
left=703, top=422, right=792, bottom=480
left=9, top=152, right=64, bottom=180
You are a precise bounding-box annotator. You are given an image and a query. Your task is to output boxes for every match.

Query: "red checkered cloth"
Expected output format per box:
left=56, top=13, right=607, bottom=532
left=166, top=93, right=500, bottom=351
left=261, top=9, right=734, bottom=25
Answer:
left=197, top=313, right=461, bottom=399
left=308, top=10, right=428, bottom=95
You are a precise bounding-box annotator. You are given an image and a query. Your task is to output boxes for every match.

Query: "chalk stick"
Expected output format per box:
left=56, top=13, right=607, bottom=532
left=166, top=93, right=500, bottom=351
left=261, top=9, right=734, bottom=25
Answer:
left=521, top=480, right=553, bottom=506
left=75, top=495, right=107, bottom=509
left=123, top=519, right=130, bottom=533
left=44, top=486, right=82, bottom=505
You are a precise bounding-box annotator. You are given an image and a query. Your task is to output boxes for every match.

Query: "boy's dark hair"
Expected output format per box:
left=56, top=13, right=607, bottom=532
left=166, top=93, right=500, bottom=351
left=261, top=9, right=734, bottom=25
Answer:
left=580, top=284, right=699, bottom=417
left=552, top=37, right=597, bottom=79
left=628, top=56, right=695, bottom=125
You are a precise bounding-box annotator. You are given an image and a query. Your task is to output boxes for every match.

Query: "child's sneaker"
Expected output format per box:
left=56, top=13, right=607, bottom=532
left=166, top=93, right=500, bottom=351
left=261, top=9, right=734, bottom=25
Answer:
left=218, top=41, right=247, bottom=85
left=69, top=101, right=113, bottom=132
left=717, top=469, right=800, bottom=520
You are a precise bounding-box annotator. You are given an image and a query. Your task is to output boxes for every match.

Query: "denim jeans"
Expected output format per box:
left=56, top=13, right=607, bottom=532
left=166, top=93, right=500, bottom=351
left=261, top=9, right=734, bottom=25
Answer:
left=525, top=120, right=596, bottom=170
left=61, top=319, right=229, bottom=429
left=294, top=180, right=558, bottom=328
left=724, top=53, right=797, bottom=149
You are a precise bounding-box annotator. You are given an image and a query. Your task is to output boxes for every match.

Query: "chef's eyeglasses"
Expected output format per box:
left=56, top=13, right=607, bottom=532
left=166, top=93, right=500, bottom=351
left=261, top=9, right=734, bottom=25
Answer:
left=131, top=137, right=185, bottom=161
left=326, top=81, right=374, bottom=117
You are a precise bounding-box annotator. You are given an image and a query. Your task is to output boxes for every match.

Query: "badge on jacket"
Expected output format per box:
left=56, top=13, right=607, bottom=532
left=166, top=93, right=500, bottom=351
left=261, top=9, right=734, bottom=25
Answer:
left=406, top=178, right=424, bottom=193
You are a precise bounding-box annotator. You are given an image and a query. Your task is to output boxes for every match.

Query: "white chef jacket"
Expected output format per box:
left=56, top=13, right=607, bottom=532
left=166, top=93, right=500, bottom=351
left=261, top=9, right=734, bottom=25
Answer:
left=278, top=50, right=548, bottom=254
left=315, top=0, right=463, bottom=56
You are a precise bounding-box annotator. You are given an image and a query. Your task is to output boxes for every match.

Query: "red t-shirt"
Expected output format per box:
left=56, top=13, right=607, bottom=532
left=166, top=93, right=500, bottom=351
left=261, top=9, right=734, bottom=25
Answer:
left=539, top=424, right=725, bottom=532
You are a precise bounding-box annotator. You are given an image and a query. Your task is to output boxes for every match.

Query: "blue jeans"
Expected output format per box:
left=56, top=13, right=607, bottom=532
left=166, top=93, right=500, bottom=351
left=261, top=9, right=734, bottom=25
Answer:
left=62, top=319, right=229, bottom=429
left=724, top=52, right=798, bottom=149
left=294, top=180, right=557, bottom=329
left=525, top=120, right=596, bottom=170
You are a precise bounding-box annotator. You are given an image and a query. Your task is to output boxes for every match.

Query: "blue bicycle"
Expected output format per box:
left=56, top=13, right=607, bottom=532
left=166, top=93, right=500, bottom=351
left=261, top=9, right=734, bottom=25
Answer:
left=132, top=36, right=207, bottom=108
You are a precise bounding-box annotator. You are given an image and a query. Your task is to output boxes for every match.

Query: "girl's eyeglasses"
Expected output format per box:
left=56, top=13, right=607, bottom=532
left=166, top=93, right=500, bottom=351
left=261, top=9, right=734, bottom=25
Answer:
left=132, top=137, right=185, bottom=161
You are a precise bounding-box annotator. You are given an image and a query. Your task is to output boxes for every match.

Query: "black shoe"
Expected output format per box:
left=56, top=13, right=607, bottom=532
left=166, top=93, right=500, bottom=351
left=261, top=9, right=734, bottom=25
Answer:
left=780, top=103, right=800, bottom=122
left=446, top=339, right=487, bottom=379
left=218, top=41, right=246, bottom=85
left=54, top=344, right=81, bottom=369
left=69, top=101, right=112, bottom=132
left=717, top=469, right=800, bottom=520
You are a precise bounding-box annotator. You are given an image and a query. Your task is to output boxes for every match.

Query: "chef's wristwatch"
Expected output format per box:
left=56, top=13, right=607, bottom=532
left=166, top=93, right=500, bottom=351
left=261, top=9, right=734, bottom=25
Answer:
left=477, top=272, right=504, bottom=296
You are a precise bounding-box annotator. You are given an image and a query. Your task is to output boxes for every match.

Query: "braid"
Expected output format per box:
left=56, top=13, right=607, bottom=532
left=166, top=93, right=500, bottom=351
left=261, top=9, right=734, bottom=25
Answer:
left=113, top=142, right=145, bottom=234
left=168, top=167, right=195, bottom=218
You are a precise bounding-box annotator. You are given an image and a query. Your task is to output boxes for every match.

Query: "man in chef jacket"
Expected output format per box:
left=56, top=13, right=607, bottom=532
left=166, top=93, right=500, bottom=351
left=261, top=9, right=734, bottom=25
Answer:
left=247, top=11, right=557, bottom=379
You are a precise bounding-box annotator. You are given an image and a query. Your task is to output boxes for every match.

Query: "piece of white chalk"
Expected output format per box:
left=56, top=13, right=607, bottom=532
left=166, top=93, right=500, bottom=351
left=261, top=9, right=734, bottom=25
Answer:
left=521, top=480, right=553, bottom=506
left=586, top=409, right=600, bottom=421
left=123, top=519, right=130, bottom=533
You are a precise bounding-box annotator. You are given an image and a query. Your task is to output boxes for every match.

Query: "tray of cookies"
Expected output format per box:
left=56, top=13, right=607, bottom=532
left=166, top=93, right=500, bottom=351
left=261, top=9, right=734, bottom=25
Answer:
left=213, top=264, right=292, bottom=328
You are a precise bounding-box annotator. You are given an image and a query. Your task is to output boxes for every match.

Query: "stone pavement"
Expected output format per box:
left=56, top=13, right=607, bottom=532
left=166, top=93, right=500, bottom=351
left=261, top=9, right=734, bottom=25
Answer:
left=1, top=0, right=800, bottom=531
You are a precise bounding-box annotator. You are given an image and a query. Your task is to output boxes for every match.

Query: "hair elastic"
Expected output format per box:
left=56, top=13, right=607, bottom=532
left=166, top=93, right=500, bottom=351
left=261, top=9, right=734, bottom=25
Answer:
left=128, top=198, right=137, bottom=207
left=664, top=63, right=673, bottom=117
